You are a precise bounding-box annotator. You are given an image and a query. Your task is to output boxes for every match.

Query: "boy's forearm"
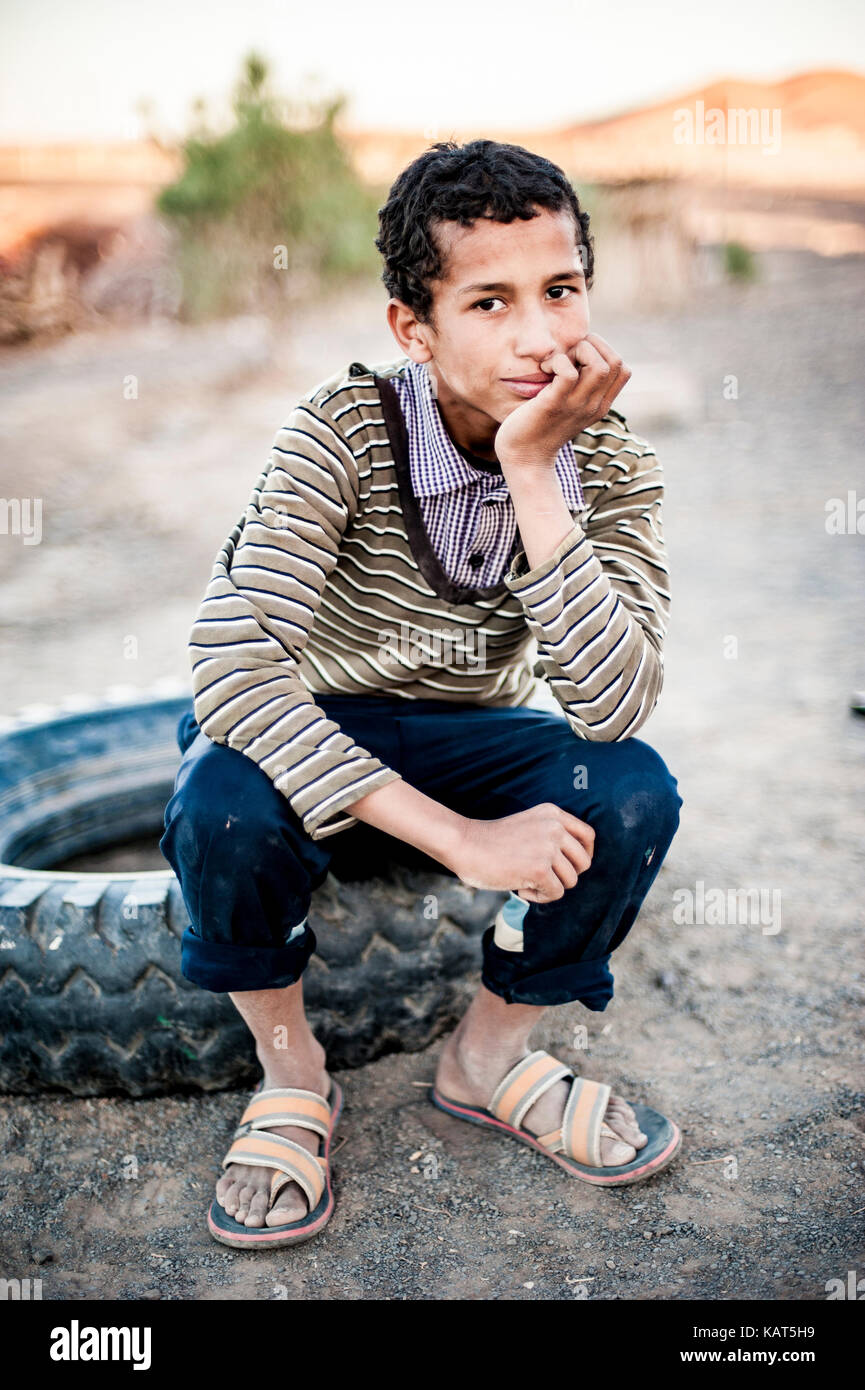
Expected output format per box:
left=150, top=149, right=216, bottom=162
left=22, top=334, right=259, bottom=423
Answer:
left=503, top=465, right=578, bottom=571
left=343, top=777, right=469, bottom=870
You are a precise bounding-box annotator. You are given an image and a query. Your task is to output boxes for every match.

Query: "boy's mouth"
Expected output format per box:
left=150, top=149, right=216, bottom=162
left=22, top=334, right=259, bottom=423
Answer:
left=501, top=374, right=553, bottom=399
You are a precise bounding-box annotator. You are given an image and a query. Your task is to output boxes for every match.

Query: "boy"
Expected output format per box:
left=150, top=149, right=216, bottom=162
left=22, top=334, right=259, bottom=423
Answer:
left=160, top=139, right=684, bottom=1248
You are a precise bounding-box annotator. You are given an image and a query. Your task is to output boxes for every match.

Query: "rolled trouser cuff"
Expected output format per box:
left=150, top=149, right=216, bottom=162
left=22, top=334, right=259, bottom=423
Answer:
left=480, top=926, right=614, bottom=1009
left=180, top=921, right=316, bottom=993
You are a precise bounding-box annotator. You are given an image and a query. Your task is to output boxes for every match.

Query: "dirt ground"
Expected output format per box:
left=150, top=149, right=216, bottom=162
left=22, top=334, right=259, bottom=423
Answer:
left=0, top=251, right=863, bottom=1301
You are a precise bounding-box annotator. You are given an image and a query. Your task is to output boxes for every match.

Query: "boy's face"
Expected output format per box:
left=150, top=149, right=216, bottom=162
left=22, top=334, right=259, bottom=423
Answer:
left=387, top=204, right=590, bottom=460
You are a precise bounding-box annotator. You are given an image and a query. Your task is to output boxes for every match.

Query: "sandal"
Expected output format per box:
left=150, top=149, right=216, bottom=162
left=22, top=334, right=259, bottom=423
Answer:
left=431, top=1049, right=680, bottom=1186
left=208, top=1077, right=344, bottom=1247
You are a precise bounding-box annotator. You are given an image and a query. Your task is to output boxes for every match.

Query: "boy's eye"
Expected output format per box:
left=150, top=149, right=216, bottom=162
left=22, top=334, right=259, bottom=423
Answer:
left=548, top=284, right=579, bottom=299
left=471, top=285, right=579, bottom=312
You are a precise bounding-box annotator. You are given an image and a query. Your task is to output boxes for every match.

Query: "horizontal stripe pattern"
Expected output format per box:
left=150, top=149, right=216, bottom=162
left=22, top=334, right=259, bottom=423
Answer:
left=189, top=356, right=670, bottom=841
left=505, top=421, right=668, bottom=740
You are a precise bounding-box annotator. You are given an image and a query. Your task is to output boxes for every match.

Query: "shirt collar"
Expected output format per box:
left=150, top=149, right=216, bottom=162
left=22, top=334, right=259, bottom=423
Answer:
left=397, top=359, right=586, bottom=510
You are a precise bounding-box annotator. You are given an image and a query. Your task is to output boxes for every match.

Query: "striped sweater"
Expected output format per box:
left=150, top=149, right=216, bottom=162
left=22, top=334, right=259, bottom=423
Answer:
left=189, top=354, right=670, bottom=842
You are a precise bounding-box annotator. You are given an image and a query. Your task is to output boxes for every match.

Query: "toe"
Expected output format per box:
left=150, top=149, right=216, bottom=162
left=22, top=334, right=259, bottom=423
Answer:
left=244, top=1190, right=270, bottom=1228
left=606, top=1099, right=647, bottom=1148
left=219, top=1180, right=241, bottom=1215
left=599, top=1122, right=637, bottom=1165
left=266, top=1181, right=309, bottom=1228
left=234, top=1183, right=258, bottom=1222
left=609, top=1094, right=639, bottom=1123
left=611, top=1121, right=647, bottom=1150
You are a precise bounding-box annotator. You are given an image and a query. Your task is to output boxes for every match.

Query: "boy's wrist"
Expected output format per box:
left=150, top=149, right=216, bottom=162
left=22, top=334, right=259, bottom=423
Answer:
left=498, top=454, right=559, bottom=479
left=430, top=807, right=473, bottom=873
left=409, top=802, right=473, bottom=874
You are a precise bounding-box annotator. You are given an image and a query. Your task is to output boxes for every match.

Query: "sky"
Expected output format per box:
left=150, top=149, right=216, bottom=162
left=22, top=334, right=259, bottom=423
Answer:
left=1, top=0, right=864, bottom=143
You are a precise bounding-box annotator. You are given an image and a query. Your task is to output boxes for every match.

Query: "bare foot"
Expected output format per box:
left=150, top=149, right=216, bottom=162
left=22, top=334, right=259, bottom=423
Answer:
left=215, top=1062, right=332, bottom=1228
left=435, top=1022, right=647, bottom=1166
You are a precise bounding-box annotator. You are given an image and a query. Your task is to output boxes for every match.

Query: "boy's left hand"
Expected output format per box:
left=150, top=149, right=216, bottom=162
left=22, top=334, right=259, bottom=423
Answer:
left=494, top=334, right=631, bottom=469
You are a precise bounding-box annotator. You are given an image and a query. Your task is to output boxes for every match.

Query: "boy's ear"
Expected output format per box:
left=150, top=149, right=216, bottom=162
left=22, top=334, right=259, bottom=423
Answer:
left=386, top=295, right=437, bottom=362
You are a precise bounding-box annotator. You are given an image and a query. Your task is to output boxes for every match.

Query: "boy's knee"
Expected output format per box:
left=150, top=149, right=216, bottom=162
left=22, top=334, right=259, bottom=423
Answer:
left=162, top=753, right=285, bottom=870
left=604, top=740, right=682, bottom=841
left=560, top=737, right=682, bottom=842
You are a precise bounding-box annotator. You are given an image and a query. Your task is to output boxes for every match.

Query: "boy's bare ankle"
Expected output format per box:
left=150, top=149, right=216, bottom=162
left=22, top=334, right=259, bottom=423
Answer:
left=255, top=1036, right=328, bottom=1090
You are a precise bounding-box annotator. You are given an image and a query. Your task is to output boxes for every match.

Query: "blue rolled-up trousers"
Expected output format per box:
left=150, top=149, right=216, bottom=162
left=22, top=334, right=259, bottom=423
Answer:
left=159, top=694, right=683, bottom=1009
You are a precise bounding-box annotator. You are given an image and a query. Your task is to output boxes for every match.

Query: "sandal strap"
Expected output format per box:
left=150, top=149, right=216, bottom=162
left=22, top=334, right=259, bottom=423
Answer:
left=236, top=1087, right=331, bottom=1138
left=489, top=1049, right=574, bottom=1129
left=535, top=1127, right=566, bottom=1152
left=560, top=1076, right=612, bottom=1167
left=221, top=1132, right=325, bottom=1210
left=237, top=1084, right=332, bottom=1128
left=534, top=1118, right=620, bottom=1156
left=270, top=1154, right=327, bottom=1206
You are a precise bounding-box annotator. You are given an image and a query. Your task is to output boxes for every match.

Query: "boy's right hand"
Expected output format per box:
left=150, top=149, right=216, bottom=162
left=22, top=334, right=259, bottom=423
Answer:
left=449, top=805, right=595, bottom=905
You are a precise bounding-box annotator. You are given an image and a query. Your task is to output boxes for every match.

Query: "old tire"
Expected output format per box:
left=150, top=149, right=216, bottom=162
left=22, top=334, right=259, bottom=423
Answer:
left=0, top=684, right=505, bottom=1097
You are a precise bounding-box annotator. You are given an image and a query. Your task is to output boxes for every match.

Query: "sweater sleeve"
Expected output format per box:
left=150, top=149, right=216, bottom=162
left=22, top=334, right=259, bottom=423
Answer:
left=502, top=416, right=669, bottom=741
left=189, top=394, right=403, bottom=841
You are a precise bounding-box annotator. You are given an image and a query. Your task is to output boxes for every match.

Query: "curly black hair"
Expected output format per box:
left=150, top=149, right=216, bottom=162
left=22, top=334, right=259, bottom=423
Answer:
left=375, top=138, right=594, bottom=327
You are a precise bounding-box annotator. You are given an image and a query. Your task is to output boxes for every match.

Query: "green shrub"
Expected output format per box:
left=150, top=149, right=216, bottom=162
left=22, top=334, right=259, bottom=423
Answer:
left=155, top=53, right=382, bottom=321
left=722, top=240, right=757, bottom=282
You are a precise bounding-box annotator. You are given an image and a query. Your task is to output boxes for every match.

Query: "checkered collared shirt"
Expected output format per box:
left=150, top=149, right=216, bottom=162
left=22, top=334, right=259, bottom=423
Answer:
left=390, top=359, right=587, bottom=590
